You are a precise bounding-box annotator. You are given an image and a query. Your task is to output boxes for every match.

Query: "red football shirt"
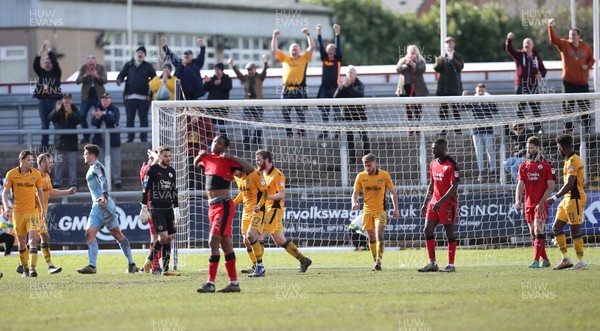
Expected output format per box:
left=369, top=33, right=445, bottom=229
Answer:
left=518, top=159, right=555, bottom=208
left=430, top=156, right=460, bottom=206
left=199, top=153, right=242, bottom=181
left=140, top=163, right=150, bottom=184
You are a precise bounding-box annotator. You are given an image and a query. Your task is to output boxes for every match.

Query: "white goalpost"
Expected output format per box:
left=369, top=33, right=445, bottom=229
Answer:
left=152, top=93, right=600, bottom=269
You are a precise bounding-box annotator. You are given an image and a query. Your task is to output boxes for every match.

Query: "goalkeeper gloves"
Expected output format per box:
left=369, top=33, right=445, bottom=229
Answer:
left=139, top=204, right=151, bottom=224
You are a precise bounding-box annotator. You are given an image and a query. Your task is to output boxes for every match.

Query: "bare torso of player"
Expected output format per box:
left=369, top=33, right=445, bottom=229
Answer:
left=207, top=188, right=230, bottom=200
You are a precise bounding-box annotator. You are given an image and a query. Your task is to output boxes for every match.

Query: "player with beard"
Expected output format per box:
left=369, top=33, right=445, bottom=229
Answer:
left=515, top=136, right=556, bottom=268
left=140, top=146, right=180, bottom=276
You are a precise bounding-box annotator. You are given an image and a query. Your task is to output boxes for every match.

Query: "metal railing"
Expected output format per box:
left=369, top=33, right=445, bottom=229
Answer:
left=0, top=127, right=151, bottom=192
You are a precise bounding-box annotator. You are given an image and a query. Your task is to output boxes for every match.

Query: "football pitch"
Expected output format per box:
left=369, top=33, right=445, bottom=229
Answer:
left=1, top=248, right=599, bottom=331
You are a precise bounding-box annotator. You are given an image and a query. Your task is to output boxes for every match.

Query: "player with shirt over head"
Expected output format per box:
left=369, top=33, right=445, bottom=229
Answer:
left=140, top=146, right=180, bottom=276
left=233, top=167, right=268, bottom=277
left=194, top=135, right=255, bottom=293
left=515, top=136, right=556, bottom=268
left=418, top=139, right=460, bottom=273
left=77, top=144, right=138, bottom=274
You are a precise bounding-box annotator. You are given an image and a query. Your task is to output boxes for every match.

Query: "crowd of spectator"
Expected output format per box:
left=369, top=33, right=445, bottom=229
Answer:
left=28, top=18, right=594, bottom=188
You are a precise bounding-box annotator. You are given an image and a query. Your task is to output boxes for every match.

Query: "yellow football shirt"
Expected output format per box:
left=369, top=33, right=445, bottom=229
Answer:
left=3, top=167, right=44, bottom=213
left=353, top=169, right=395, bottom=213
left=234, top=170, right=268, bottom=215
left=275, top=50, right=312, bottom=87
left=564, top=153, right=586, bottom=200
left=264, top=166, right=285, bottom=210
left=39, top=172, right=53, bottom=212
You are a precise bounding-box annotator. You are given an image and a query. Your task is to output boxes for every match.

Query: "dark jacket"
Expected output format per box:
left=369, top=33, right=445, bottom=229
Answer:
left=48, top=103, right=82, bottom=151
left=463, top=94, right=498, bottom=135
left=75, top=63, right=108, bottom=101
left=33, top=51, right=62, bottom=99
left=91, top=103, right=121, bottom=147
left=505, top=38, right=547, bottom=88
left=434, top=52, right=464, bottom=96
left=318, top=34, right=342, bottom=87
left=163, top=45, right=206, bottom=99
left=334, top=78, right=366, bottom=121
left=204, top=74, right=233, bottom=100
left=116, top=59, right=156, bottom=97
left=396, top=57, right=429, bottom=97
left=509, top=129, right=533, bottom=158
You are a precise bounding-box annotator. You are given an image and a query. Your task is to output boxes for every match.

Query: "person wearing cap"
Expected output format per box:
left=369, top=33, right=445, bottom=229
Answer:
left=434, top=36, right=464, bottom=135
left=504, top=123, right=533, bottom=183
left=316, top=23, right=342, bottom=139
left=116, top=45, right=156, bottom=143
left=48, top=93, right=82, bottom=188
left=229, top=55, right=269, bottom=149
left=76, top=55, right=108, bottom=144
left=33, top=39, right=62, bottom=149
left=149, top=63, right=177, bottom=100
left=272, top=28, right=315, bottom=138
left=161, top=36, right=206, bottom=100
left=505, top=32, right=547, bottom=134
left=203, top=63, right=233, bottom=135
left=91, top=93, right=122, bottom=189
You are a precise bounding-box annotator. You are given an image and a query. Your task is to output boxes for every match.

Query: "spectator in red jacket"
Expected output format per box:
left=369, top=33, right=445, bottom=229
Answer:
left=506, top=32, right=547, bottom=134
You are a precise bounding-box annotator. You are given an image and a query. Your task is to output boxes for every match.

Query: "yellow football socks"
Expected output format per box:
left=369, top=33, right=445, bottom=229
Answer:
left=377, top=240, right=384, bottom=260
left=369, top=242, right=377, bottom=262
left=573, top=237, right=584, bottom=262
left=555, top=233, right=568, bottom=259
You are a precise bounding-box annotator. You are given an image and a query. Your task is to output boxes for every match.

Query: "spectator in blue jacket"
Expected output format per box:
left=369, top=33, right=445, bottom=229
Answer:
left=116, top=45, right=156, bottom=143
left=463, top=83, right=498, bottom=183
left=91, top=93, right=122, bottom=189
left=316, top=23, right=342, bottom=139
left=161, top=36, right=206, bottom=100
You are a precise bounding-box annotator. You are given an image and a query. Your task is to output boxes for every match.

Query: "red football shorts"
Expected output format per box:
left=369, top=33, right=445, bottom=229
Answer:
left=209, top=198, right=234, bottom=237
left=525, top=203, right=548, bottom=223
left=426, top=202, right=457, bottom=225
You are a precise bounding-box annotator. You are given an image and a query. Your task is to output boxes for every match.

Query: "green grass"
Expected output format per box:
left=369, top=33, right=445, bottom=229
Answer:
left=1, top=249, right=599, bottom=331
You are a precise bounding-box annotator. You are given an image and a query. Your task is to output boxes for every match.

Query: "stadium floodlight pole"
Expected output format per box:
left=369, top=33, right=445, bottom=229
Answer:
left=440, top=0, right=447, bottom=56
left=571, top=0, right=577, bottom=28
left=127, top=0, right=132, bottom=59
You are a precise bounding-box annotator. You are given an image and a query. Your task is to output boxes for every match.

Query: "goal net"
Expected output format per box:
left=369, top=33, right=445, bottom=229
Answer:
left=152, top=92, right=600, bottom=268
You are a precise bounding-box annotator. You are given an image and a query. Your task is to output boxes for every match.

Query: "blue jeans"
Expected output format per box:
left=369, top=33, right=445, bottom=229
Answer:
left=317, top=85, right=340, bottom=123
left=80, top=93, right=100, bottom=141
left=38, top=99, right=58, bottom=147
left=504, top=157, right=526, bottom=182
left=472, top=134, right=496, bottom=173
